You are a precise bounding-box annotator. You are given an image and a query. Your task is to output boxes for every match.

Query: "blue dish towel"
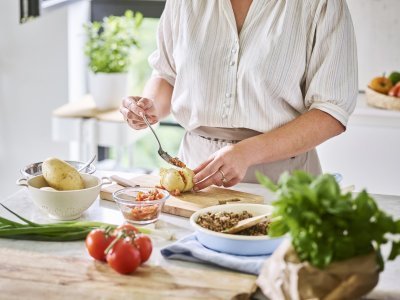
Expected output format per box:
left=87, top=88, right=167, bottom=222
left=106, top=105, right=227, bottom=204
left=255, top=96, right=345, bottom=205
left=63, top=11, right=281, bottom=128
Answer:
left=160, top=234, right=270, bottom=275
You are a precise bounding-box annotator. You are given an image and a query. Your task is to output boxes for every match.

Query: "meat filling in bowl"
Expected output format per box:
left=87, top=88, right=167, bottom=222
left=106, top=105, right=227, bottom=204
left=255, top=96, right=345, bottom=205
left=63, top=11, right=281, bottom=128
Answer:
left=196, top=211, right=269, bottom=236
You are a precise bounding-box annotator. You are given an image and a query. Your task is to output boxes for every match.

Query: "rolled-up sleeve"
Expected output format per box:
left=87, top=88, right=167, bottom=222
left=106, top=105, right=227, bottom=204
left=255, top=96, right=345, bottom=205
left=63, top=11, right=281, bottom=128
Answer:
left=304, top=0, right=358, bottom=127
left=148, top=0, right=176, bottom=86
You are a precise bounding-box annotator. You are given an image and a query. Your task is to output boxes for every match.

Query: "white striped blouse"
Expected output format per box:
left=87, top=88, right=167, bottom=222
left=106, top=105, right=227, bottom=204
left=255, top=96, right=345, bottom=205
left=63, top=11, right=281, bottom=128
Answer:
left=148, top=0, right=358, bottom=132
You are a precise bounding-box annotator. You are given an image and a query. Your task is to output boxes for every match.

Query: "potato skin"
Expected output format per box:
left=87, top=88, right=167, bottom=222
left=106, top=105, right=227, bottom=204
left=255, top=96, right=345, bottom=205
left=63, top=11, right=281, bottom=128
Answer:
left=160, top=167, right=194, bottom=193
left=42, top=157, right=85, bottom=191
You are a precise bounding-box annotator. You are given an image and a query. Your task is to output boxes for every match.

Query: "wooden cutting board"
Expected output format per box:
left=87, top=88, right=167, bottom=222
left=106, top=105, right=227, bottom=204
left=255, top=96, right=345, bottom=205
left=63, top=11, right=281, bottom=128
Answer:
left=0, top=248, right=257, bottom=300
left=100, top=174, right=264, bottom=218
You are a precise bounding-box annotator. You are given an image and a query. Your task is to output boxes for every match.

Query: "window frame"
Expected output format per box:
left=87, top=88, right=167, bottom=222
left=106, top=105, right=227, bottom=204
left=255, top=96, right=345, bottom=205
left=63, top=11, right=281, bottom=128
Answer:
left=20, top=0, right=165, bottom=23
left=20, top=0, right=80, bottom=23
left=90, top=0, right=165, bottom=21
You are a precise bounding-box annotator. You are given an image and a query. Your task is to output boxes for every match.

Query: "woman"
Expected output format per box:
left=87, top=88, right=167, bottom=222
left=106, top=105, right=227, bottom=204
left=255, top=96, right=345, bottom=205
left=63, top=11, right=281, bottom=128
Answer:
left=120, top=0, right=358, bottom=191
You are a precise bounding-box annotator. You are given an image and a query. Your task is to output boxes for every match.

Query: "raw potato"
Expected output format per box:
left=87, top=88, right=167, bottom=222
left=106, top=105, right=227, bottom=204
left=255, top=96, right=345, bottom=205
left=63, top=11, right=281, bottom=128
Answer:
left=42, top=157, right=85, bottom=191
left=160, top=167, right=195, bottom=193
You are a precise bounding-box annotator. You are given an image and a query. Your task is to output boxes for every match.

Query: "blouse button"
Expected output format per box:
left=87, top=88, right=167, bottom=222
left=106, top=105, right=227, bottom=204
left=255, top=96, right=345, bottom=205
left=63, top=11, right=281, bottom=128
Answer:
left=229, top=61, right=235, bottom=66
left=225, top=93, right=231, bottom=98
left=231, top=48, right=237, bottom=54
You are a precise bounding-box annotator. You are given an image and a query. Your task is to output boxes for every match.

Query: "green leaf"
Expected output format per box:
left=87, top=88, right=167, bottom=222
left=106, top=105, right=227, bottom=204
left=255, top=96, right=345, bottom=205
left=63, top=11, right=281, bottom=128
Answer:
left=268, top=218, right=288, bottom=237
left=0, top=204, right=38, bottom=226
left=388, top=241, right=400, bottom=261
left=83, top=10, right=143, bottom=73
left=396, top=220, right=400, bottom=233
left=256, top=171, right=278, bottom=192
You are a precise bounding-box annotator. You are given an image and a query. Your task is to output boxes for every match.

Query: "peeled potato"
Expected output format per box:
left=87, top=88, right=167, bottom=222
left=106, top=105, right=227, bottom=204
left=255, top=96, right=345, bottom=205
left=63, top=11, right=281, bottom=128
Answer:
left=42, top=157, right=84, bottom=191
left=160, top=167, right=194, bottom=193
left=160, top=168, right=185, bottom=192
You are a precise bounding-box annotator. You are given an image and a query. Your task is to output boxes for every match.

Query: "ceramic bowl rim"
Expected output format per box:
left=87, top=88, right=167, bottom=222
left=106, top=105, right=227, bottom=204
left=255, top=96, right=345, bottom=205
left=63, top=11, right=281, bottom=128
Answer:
left=190, top=203, right=276, bottom=241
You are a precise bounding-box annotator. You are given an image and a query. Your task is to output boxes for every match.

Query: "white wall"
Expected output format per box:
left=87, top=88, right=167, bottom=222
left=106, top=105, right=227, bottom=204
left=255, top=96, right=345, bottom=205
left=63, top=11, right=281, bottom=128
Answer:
left=318, top=0, right=400, bottom=196
left=347, top=0, right=400, bottom=90
left=318, top=118, right=400, bottom=196
left=0, top=0, right=88, bottom=198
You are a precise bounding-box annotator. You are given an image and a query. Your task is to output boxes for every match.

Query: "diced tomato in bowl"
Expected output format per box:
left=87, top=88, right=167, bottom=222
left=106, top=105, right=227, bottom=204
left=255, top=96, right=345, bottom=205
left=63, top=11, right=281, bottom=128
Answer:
left=113, top=188, right=170, bottom=225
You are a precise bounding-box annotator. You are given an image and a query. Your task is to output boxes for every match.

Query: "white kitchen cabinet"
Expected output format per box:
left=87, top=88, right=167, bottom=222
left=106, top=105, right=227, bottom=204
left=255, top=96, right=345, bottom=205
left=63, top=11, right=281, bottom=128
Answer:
left=318, top=94, right=400, bottom=196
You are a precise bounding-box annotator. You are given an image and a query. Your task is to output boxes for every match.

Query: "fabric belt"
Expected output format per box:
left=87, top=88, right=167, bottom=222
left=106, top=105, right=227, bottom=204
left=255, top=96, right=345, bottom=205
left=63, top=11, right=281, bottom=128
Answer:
left=196, top=134, right=241, bottom=144
left=191, top=126, right=262, bottom=144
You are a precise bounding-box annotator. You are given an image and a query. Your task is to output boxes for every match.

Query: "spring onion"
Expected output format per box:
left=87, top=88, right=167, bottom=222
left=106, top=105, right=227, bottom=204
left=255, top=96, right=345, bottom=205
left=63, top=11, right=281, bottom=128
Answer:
left=0, top=204, right=159, bottom=241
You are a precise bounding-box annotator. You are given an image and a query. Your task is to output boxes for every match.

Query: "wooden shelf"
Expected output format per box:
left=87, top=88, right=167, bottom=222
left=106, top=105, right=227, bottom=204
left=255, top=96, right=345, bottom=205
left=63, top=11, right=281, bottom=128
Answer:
left=52, top=95, right=124, bottom=123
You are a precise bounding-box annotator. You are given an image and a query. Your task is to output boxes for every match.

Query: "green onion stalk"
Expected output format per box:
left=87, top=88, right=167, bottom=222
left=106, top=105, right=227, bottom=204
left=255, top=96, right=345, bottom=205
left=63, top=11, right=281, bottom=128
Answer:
left=0, top=204, right=175, bottom=241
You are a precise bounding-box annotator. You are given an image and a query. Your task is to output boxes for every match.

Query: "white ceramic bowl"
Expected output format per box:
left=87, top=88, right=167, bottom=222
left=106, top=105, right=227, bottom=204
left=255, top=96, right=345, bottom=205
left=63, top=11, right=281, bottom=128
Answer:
left=16, top=174, right=111, bottom=220
left=190, top=203, right=285, bottom=256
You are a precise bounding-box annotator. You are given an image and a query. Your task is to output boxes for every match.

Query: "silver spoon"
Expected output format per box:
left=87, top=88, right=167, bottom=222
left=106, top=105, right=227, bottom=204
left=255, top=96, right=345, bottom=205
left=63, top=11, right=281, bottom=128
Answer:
left=140, top=112, right=186, bottom=168
left=77, top=154, right=96, bottom=173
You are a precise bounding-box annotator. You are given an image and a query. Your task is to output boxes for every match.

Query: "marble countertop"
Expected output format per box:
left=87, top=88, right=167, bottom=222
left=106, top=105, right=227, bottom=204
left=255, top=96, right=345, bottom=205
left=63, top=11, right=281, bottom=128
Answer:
left=1, top=173, right=399, bottom=299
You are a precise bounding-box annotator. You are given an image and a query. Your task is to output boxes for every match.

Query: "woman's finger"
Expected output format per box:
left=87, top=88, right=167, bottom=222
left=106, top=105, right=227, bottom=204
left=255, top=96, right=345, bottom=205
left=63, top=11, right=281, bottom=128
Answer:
left=193, top=157, right=214, bottom=174
left=136, top=98, right=154, bottom=111
left=120, top=106, right=139, bottom=121
left=194, top=171, right=224, bottom=191
left=120, top=106, right=129, bottom=121
left=128, top=122, right=147, bottom=130
left=122, top=96, right=156, bottom=118
left=222, top=177, right=240, bottom=188
left=122, top=96, right=140, bottom=110
left=193, top=159, right=221, bottom=184
left=121, top=96, right=160, bottom=129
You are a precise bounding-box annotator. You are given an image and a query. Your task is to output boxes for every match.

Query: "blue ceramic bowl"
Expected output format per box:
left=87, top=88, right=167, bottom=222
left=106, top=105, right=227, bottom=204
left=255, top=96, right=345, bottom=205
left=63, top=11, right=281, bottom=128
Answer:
left=190, top=203, right=285, bottom=256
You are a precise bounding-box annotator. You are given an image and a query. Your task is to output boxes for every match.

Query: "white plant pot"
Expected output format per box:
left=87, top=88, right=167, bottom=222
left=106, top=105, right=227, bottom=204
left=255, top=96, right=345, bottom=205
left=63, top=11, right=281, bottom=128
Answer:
left=89, top=72, right=128, bottom=110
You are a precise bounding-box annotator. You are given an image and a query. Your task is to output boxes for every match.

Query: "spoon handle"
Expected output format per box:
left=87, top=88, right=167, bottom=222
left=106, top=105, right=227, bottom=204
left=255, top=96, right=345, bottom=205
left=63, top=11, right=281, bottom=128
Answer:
left=77, top=154, right=96, bottom=172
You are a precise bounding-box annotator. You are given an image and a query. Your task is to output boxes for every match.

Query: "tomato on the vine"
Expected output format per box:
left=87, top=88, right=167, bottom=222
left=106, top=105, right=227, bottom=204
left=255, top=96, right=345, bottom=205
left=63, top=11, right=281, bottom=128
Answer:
left=106, top=238, right=141, bottom=274
left=86, top=224, right=153, bottom=275
left=115, top=223, right=139, bottom=235
left=85, top=228, right=115, bottom=261
left=134, top=235, right=153, bottom=263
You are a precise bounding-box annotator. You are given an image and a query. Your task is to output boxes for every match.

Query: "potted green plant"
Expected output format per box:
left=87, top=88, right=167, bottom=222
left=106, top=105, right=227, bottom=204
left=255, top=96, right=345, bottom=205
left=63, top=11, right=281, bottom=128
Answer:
left=84, top=10, right=143, bottom=110
left=256, top=171, right=400, bottom=300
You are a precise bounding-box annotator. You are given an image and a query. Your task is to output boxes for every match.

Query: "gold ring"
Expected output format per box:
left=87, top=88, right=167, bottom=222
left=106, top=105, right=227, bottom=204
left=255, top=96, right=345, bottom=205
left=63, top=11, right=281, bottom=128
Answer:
left=218, top=169, right=228, bottom=183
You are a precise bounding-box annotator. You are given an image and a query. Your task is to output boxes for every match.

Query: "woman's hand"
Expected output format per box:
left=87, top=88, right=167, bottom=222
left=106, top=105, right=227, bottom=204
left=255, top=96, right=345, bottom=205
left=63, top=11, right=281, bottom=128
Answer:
left=193, top=144, right=251, bottom=190
left=120, top=96, right=159, bottom=129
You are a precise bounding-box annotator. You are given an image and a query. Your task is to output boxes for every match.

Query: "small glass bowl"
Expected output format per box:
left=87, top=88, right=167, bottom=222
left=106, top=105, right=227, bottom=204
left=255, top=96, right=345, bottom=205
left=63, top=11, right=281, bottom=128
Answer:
left=113, top=187, right=170, bottom=225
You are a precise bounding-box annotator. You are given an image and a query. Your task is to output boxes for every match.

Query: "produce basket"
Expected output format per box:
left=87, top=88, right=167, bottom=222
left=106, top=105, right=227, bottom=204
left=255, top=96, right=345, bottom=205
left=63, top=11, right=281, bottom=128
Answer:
left=366, top=87, right=400, bottom=111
